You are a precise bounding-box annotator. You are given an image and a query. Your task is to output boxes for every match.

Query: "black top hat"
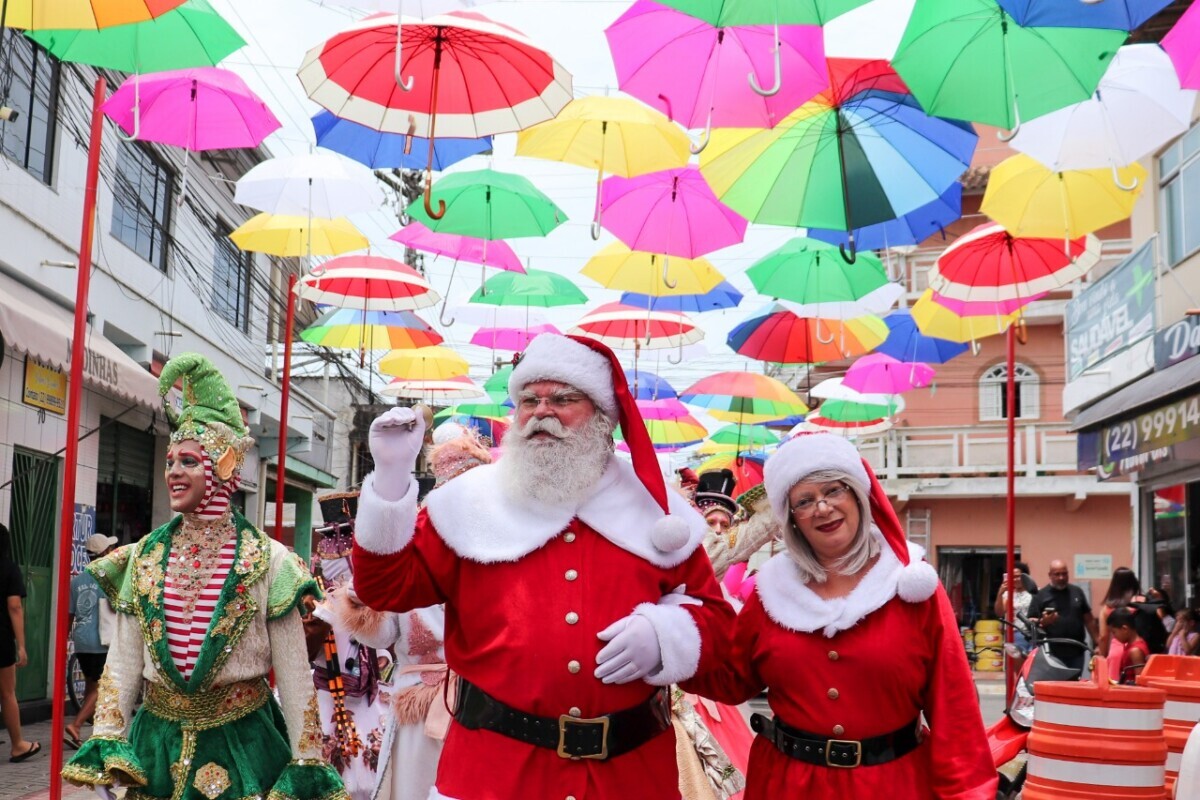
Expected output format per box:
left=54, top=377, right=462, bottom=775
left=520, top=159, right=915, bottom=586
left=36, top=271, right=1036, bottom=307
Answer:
left=695, top=469, right=737, bottom=515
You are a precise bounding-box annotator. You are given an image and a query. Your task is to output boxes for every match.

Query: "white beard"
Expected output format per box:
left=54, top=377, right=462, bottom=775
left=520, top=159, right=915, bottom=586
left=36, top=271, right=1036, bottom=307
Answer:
left=499, top=413, right=614, bottom=507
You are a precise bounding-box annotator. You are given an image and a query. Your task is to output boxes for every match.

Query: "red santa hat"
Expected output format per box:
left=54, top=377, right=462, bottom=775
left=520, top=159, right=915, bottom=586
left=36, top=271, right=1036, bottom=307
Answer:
left=763, top=432, right=938, bottom=602
left=509, top=333, right=691, bottom=553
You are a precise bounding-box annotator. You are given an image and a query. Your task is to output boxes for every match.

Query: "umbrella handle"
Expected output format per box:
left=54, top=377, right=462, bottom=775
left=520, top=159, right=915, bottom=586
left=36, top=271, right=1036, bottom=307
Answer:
left=394, top=5, right=414, bottom=91
left=838, top=237, right=857, bottom=265
left=1080, top=0, right=1104, bottom=4
left=116, top=74, right=142, bottom=142
left=815, top=317, right=835, bottom=345
left=590, top=220, right=602, bottom=240
left=748, top=22, right=782, bottom=97
left=662, top=255, right=678, bottom=290
left=1112, top=164, right=1139, bottom=192
left=439, top=262, right=457, bottom=326
left=310, top=260, right=327, bottom=278
left=424, top=181, right=446, bottom=220
left=997, top=104, right=1022, bottom=142
left=689, top=111, right=713, bottom=155
left=667, top=339, right=683, bottom=365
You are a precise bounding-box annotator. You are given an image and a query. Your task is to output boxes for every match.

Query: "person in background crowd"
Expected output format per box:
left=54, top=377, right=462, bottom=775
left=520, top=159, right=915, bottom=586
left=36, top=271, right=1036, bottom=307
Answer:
left=1028, top=560, right=1100, bottom=671
left=64, top=533, right=119, bottom=749
left=0, top=522, right=38, bottom=763
left=1167, top=609, right=1200, bottom=657
left=1098, top=567, right=1143, bottom=681
left=696, top=470, right=738, bottom=537
left=993, top=562, right=1034, bottom=670
left=1107, top=608, right=1149, bottom=685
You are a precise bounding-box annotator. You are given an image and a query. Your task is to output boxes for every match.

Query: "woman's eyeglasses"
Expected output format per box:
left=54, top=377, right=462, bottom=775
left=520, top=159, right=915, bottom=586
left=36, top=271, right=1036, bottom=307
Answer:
left=789, top=483, right=850, bottom=519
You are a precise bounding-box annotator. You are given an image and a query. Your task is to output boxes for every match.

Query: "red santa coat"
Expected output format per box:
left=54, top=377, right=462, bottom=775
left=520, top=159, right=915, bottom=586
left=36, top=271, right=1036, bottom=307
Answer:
left=351, top=455, right=735, bottom=800
left=682, top=539, right=997, bottom=800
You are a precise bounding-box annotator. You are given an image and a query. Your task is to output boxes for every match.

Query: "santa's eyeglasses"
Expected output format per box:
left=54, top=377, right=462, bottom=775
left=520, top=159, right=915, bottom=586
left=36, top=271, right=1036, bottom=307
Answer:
left=517, top=391, right=587, bottom=411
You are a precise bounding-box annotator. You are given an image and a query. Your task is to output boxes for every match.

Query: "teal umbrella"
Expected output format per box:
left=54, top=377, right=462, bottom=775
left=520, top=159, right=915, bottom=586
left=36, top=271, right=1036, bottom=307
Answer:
left=468, top=269, right=588, bottom=309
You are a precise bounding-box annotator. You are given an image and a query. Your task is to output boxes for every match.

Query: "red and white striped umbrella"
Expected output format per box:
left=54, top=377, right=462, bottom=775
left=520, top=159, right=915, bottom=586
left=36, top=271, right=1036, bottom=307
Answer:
left=379, top=375, right=487, bottom=401
left=296, top=255, right=439, bottom=311
left=567, top=302, right=703, bottom=352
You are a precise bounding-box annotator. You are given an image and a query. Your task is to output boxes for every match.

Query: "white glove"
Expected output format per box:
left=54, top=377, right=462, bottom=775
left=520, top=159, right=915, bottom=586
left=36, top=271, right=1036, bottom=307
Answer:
left=369, top=407, right=425, bottom=501
left=594, top=614, right=663, bottom=684
left=94, top=784, right=117, bottom=800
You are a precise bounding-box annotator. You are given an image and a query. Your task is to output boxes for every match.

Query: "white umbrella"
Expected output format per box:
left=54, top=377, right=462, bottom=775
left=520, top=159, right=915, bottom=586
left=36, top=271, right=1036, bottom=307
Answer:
left=1010, top=44, right=1197, bottom=189
left=234, top=151, right=384, bottom=218
left=809, top=377, right=901, bottom=408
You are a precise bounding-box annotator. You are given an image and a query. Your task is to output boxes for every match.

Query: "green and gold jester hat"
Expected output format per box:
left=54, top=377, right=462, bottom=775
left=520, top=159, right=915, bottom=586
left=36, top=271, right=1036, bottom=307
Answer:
left=159, top=353, right=253, bottom=484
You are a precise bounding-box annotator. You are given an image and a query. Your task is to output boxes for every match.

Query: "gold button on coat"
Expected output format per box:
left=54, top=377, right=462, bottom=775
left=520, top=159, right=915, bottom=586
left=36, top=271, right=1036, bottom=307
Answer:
left=828, top=651, right=839, bottom=661
left=833, top=725, right=845, bottom=736
left=565, top=612, right=579, bottom=624
left=565, top=569, right=578, bottom=581
left=563, top=532, right=576, bottom=543
left=827, top=688, right=839, bottom=700
left=569, top=707, right=581, bottom=717
left=567, top=660, right=581, bottom=673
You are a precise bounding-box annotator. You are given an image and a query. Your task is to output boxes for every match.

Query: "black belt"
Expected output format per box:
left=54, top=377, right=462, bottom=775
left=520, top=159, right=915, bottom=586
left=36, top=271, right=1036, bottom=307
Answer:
left=452, top=677, right=671, bottom=761
left=751, top=713, right=921, bottom=769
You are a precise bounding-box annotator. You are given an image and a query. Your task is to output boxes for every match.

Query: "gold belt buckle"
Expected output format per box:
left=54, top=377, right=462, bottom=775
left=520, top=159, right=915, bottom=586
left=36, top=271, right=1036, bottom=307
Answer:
left=556, top=714, right=610, bottom=760
left=825, top=738, right=862, bottom=768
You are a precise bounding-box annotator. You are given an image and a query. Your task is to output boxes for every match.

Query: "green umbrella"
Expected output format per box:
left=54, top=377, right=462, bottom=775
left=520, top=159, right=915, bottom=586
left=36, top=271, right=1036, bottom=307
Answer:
left=468, top=269, right=588, bottom=309
left=25, top=0, right=245, bottom=72
left=654, top=0, right=869, bottom=26
left=408, top=169, right=568, bottom=241
left=819, top=396, right=901, bottom=422
left=708, top=423, right=779, bottom=447
left=484, top=365, right=514, bottom=403
left=747, top=237, right=892, bottom=315
left=891, top=0, right=1127, bottom=130
left=434, top=403, right=512, bottom=421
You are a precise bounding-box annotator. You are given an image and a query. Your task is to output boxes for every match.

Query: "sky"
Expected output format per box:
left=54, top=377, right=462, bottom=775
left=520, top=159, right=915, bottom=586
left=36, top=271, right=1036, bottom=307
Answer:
left=205, top=0, right=919, bottom=450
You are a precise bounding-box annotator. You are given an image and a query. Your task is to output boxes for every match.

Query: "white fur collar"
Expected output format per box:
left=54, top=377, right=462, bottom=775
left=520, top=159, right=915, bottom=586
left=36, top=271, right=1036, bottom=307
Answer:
left=423, top=455, right=708, bottom=567
left=755, top=533, right=929, bottom=637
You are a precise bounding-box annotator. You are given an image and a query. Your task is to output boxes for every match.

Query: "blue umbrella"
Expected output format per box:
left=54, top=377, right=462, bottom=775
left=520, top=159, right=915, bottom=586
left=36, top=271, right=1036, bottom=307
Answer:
left=996, top=0, right=1172, bottom=30
left=807, top=184, right=962, bottom=251
left=311, top=111, right=492, bottom=170
left=876, top=309, right=968, bottom=364
left=620, top=281, right=744, bottom=314
left=623, top=369, right=679, bottom=401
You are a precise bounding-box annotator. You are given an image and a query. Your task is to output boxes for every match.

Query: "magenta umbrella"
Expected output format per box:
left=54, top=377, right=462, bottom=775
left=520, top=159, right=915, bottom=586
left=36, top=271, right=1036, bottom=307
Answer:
left=843, top=353, right=934, bottom=394
left=605, top=0, right=826, bottom=151
left=930, top=291, right=1045, bottom=318
left=600, top=166, right=747, bottom=268
left=470, top=323, right=560, bottom=352
left=1163, top=2, right=1200, bottom=89
left=389, top=221, right=525, bottom=273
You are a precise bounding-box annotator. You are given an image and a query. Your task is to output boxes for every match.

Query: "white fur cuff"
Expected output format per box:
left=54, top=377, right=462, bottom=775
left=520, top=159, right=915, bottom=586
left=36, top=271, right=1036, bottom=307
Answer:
left=634, top=600, right=702, bottom=686
left=354, top=472, right=420, bottom=555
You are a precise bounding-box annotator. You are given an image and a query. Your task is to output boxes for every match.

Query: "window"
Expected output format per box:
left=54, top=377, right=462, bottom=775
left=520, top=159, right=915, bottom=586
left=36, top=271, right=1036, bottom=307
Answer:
left=1162, top=123, right=1200, bottom=266
left=979, top=362, right=1039, bottom=421
left=0, top=29, right=60, bottom=184
left=212, top=224, right=252, bottom=331
left=111, top=141, right=173, bottom=270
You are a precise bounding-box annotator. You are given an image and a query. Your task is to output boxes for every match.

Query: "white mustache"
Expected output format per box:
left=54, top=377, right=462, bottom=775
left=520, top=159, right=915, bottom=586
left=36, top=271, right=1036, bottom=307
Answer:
left=519, top=417, right=570, bottom=439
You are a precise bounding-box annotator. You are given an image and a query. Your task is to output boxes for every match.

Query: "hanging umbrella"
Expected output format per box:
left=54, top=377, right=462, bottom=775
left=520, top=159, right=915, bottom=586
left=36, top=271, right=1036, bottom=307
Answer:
left=980, top=154, right=1146, bottom=240
left=301, top=308, right=442, bottom=350
left=816, top=395, right=904, bottom=422
left=298, top=11, right=572, bottom=217
left=390, top=221, right=525, bottom=273
left=605, top=0, right=827, bottom=143
left=624, top=369, right=679, bottom=401
left=746, top=237, right=898, bottom=318
left=483, top=365, right=514, bottom=402
left=599, top=166, right=747, bottom=261
left=582, top=243, right=725, bottom=298
left=1008, top=45, right=1196, bottom=186
left=436, top=411, right=510, bottom=444
left=930, top=291, right=1045, bottom=318
left=636, top=397, right=692, bottom=420
left=811, top=377, right=901, bottom=406
left=311, top=111, right=492, bottom=170
left=708, top=423, right=779, bottom=448
left=876, top=308, right=968, bottom=364
left=928, top=222, right=1102, bottom=303
left=515, top=95, right=690, bottom=236
left=653, top=0, right=869, bottom=26
left=621, top=281, right=743, bottom=314
left=616, top=414, right=708, bottom=450
left=891, top=0, right=1127, bottom=130
left=230, top=214, right=367, bottom=258
left=695, top=452, right=766, bottom=496
left=911, top=289, right=1018, bottom=344
left=681, top=372, right=809, bottom=424
left=24, top=0, right=244, bottom=71
left=1163, top=2, right=1200, bottom=89
left=380, top=375, right=487, bottom=401
left=234, top=151, right=385, bottom=218
left=379, top=345, right=470, bottom=380
left=700, top=58, right=977, bottom=261
left=843, top=353, right=934, bottom=394
left=727, top=304, right=888, bottom=364
left=807, top=184, right=963, bottom=251
left=797, top=412, right=892, bottom=438
left=996, top=0, right=1172, bottom=30
left=435, top=401, right=511, bottom=420
left=469, top=323, right=560, bottom=352
left=407, top=168, right=567, bottom=239
left=4, top=0, right=186, bottom=29
left=568, top=302, right=704, bottom=352
left=468, top=269, right=588, bottom=309
left=295, top=254, right=440, bottom=311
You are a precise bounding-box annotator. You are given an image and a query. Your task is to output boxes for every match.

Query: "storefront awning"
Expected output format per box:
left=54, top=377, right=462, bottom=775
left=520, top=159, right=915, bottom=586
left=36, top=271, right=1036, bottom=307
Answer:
left=266, top=457, right=338, bottom=490
left=0, top=275, right=160, bottom=411
left=1071, top=354, right=1200, bottom=432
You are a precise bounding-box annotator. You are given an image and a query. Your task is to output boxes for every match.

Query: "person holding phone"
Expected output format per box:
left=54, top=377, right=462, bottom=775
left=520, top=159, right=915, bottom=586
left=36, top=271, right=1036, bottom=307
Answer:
left=1027, top=560, right=1099, bottom=670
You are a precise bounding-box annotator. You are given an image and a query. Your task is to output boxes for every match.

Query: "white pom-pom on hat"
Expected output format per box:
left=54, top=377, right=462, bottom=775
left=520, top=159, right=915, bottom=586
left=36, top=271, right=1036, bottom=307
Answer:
left=898, top=559, right=939, bottom=603
left=652, top=514, right=691, bottom=553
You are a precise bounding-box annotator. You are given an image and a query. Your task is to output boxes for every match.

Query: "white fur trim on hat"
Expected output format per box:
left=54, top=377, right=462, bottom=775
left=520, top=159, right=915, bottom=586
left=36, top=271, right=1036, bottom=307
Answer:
left=508, top=334, right=618, bottom=419
left=764, top=434, right=871, bottom=526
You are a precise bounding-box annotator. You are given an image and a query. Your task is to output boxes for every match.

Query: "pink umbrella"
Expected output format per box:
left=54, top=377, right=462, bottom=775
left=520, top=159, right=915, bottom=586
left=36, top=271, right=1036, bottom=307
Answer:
left=600, top=166, right=747, bottom=268
left=637, top=397, right=692, bottom=420
left=470, top=323, right=560, bottom=352
left=1163, top=2, right=1200, bottom=89
left=390, top=221, right=525, bottom=273
left=930, top=291, right=1046, bottom=317
left=605, top=0, right=826, bottom=150
left=843, top=353, right=934, bottom=394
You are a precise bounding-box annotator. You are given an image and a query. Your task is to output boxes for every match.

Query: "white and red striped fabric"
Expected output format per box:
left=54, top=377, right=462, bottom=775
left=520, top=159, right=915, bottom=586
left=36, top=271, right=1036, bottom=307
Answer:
left=193, top=452, right=237, bottom=522
left=164, top=538, right=236, bottom=680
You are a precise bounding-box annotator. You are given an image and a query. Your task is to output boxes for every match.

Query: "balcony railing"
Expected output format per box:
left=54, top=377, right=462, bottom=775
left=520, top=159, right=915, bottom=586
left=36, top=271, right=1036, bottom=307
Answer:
left=856, top=423, right=1080, bottom=480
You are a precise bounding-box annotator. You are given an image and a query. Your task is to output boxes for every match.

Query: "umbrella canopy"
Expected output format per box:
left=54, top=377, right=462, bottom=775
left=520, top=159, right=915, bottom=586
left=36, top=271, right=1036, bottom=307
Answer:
left=636, top=397, right=692, bottom=420
left=295, top=254, right=440, bottom=311
left=568, top=302, right=703, bottom=351
left=807, top=184, right=962, bottom=251
left=996, top=0, right=1172, bottom=31
left=582, top=243, right=724, bottom=297
left=1008, top=45, right=1196, bottom=177
left=709, top=423, right=779, bottom=448
left=653, top=0, right=869, bottom=26
left=930, top=291, right=1045, bottom=318
left=600, top=166, right=747, bottom=259
left=928, top=222, right=1101, bottom=303
left=4, top=0, right=186, bottom=29
left=980, top=154, right=1146, bottom=240
left=700, top=58, right=977, bottom=258
left=380, top=375, right=487, bottom=401
left=911, top=289, right=1017, bottom=343
left=681, top=372, right=809, bottom=424
left=1163, top=2, right=1200, bottom=89
left=695, top=452, right=766, bottom=496
left=379, top=345, right=470, bottom=380
left=24, top=0, right=243, bottom=71
left=230, top=214, right=367, bottom=258
left=469, top=323, right=560, bottom=352
left=844, top=353, right=934, bottom=394
left=390, top=221, right=525, bottom=273
left=483, top=365, right=514, bottom=402
left=300, top=308, right=443, bottom=350
left=605, top=0, right=827, bottom=131
left=311, top=111, right=491, bottom=171
left=876, top=308, right=968, bottom=364
left=892, top=0, right=1126, bottom=130
left=624, top=369, right=679, bottom=401
left=435, top=402, right=512, bottom=420
left=435, top=412, right=510, bottom=445
left=234, top=151, right=384, bottom=218
left=102, top=66, right=280, bottom=151
left=469, top=268, right=587, bottom=308
left=621, top=281, right=743, bottom=314
left=797, top=412, right=892, bottom=437
left=811, top=377, right=900, bottom=406
left=727, top=304, right=888, bottom=364
left=407, top=168, right=567, bottom=240
left=746, top=237, right=895, bottom=317
left=819, top=396, right=904, bottom=422
left=617, top=414, right=708, bottom=448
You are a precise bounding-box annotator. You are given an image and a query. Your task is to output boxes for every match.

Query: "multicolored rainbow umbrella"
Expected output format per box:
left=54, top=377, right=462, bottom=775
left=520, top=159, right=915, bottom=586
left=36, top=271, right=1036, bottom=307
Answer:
left=727, top=304, right=888, bottom=364
left=681, top=372, right=809, bottom=424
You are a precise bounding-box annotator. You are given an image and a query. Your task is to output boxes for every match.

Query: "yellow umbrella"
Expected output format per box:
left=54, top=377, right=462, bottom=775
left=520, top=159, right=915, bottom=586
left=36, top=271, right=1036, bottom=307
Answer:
left=515, top=96, right=690, bottom=237
left=582, top=243, right=724, bottom=296
left=379, top=345, right=470, bottom=381
left=981, top=154, right=1146, bottom=240
left=912, top=290, right=1016, bottom=344
left=2, top=0, right=187, bottom=29
left=230, top=213, right=367, bottom=257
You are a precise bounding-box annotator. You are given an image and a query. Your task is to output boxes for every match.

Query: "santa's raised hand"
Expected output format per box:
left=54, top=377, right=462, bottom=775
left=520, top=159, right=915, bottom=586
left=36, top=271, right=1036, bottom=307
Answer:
left=369, top=406, right=425, bottom=501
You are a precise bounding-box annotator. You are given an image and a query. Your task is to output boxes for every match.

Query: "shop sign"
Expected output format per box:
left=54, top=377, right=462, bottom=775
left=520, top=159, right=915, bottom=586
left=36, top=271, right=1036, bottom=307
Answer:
left=23, top=358, right=66, bottom=414
left=1066, top=241, right=1156, bottom=380
left=1101, top=389, right=1200, bottom=465
left=72, top=504, right=96, bottom=576
left=1074, top=554, right=1113, bottom=580
left=1155, top=316, right=1200, bottom=371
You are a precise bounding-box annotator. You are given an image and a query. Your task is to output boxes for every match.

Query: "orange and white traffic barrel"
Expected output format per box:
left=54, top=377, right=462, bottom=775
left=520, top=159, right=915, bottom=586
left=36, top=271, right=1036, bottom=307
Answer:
left=1138, top=654, right=1200, bottom=796
left=1024, top=656, right=1167, bottom=800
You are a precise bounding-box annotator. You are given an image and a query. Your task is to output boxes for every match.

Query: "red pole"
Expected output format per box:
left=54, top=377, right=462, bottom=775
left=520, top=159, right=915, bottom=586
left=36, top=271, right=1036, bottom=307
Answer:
left=273, top=273, right=298, bottom=540
left=49, top=76, right=106, bottom=800
left=1004, top=323, right=1017, bottom=701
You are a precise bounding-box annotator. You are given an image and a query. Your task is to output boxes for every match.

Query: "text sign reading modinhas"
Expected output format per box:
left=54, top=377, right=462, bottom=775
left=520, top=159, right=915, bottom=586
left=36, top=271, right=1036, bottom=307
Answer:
left=1102, top=391, right=1200, bottom=464
left=1066, top=241, right=1156, bottom=380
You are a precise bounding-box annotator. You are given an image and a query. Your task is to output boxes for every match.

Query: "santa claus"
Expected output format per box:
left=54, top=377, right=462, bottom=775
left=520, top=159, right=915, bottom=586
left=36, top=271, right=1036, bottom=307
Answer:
left=351, top=334, right=735, bottom=799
